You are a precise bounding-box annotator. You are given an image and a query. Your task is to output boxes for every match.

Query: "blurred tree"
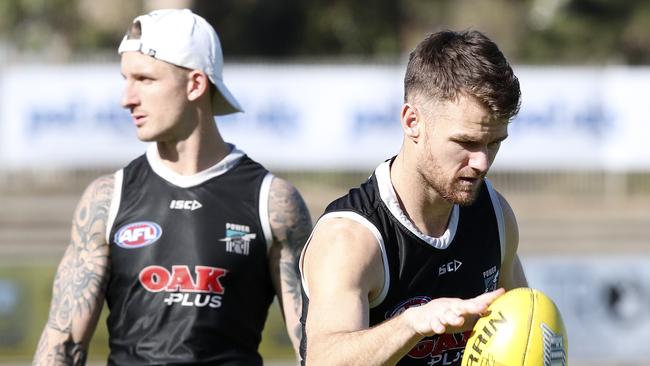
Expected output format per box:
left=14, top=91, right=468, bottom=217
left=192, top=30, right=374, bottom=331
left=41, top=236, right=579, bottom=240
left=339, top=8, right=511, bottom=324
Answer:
left=0, top=0, right=77, bottom=59
left=518, top=0, right=650, bottom=64
left=193, top=0, right=308, bottom=57
left=193, top=0, right=650, bottom=64
left=297, top=0, right=401, bottom=57
left=0, top=0, right=648, bottom=64
left=77, top=0, right=143, bottom=53
left=193, top=0, right=401, bottom=59
left=399, top=0, right=526, bottom=61
left=0, top=0, right=141, bottom=61
left=620, top=1, right=650, bottom=65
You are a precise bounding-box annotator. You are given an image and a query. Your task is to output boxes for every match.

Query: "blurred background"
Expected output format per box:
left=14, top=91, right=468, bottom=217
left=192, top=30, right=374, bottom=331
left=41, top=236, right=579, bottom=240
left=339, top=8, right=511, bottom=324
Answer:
left=1, top=0, right=649, bottom=365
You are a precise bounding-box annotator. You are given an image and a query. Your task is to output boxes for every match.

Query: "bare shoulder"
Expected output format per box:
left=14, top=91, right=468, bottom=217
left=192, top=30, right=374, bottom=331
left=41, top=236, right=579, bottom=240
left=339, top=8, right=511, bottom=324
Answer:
left=78, top=174, right=115, bottom=215
left=303, top=217, right=383, bottom=295
left=72, top=174, right=116, bottom=243
left=267, top=176, right=312, bottom=253
left=70, top=172, right=115, bottom=268
left=306, top=217, right=382, bottom=266
left=66, top=172, right=115, bottom=286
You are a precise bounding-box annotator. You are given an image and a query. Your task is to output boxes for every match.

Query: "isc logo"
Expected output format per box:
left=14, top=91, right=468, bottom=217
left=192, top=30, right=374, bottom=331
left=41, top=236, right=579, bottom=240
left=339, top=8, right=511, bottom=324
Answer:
left=114, top=221, right=163, bottom=249
left=439, top=260, right=462, bottom=275
left=170, top=199, right=202, bottom=211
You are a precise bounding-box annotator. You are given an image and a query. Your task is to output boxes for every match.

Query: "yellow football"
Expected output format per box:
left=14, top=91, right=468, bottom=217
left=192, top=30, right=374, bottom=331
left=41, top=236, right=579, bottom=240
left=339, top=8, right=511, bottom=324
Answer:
left=461, top=287, right=568, bottom=366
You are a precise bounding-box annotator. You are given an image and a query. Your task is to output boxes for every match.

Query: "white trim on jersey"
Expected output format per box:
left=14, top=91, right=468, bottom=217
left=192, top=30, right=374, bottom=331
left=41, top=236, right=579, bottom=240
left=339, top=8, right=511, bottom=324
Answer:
left=374, top=160, right=459, bottom=250
left=298, top=230, right=316, bottom=299
left=484, top=179, right=506, bottom=264
left=105, top=169, right=124, bottom=244
left=259, top=172, right=275, bottom=250
left=145, top=143, right=245, bottom=188
left=299, top=211, right=390, bottom=309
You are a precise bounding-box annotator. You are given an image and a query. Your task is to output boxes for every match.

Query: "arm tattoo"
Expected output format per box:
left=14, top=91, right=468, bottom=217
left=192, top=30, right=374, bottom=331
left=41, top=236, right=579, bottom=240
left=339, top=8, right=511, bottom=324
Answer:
left=281, top=259, right=303, bottom=340
left=48, top=175, right=112, bottom=331
left=33, top=337, right=88, bottom=366
left=35, top=175, right=113, bottom=365
left=268, top=178, right=312, bottom=340
left=52, top=340, right=88, bottom=366
left=269, top=179, right=312, bottom=258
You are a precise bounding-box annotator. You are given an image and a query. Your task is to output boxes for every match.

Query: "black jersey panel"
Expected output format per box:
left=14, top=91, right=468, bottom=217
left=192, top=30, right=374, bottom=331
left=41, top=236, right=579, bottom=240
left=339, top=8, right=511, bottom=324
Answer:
left=106, top=154, right=274, bottom=366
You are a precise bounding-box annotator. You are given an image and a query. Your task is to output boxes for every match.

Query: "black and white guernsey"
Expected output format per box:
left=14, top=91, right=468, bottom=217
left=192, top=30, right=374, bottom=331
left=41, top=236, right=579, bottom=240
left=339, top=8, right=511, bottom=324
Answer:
left=300, top=159, right=505, bottom=366
left=105, top=144, right=275, bottom=366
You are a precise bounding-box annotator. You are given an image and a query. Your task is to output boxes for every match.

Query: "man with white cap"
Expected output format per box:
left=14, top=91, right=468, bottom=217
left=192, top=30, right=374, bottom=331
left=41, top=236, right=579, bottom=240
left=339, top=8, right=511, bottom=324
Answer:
left=34, top=8, right=311, bottom=365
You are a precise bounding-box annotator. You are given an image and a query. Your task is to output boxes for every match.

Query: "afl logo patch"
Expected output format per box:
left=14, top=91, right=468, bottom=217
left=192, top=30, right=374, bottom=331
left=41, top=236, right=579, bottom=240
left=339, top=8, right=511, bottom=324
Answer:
left=114, top=221, right=163, bottom=249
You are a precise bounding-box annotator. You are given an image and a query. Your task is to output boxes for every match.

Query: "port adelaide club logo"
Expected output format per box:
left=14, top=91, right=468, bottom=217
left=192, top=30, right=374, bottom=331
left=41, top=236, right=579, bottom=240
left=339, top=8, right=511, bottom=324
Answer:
left=114, top=221, right=163, bottom=249
left=219, top=222, right=256, bottom=255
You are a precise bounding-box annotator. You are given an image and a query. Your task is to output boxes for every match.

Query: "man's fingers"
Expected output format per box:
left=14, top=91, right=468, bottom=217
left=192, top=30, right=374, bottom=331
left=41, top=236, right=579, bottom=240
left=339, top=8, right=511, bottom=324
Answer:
left=411, top=289, right=507, bottom=336
left=451, top=289, right=506, bottom=317
left=443, top=310, right=465, bottom=327
left=469, top=288, right=506, bottom=315
left=475, top=288, right=506, bottom=303
left=430, top=319, right=446, bottom=334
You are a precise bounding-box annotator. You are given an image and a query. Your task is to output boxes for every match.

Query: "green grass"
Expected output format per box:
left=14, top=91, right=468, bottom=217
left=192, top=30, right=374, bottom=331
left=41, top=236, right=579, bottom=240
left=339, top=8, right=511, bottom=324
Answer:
left=0, top=264, right=294, bottom=363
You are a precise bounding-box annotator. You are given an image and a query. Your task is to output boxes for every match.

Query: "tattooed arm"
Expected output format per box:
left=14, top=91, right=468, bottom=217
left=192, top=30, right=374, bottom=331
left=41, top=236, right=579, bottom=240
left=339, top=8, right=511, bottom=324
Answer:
left=33, top=175, right=114, bottom=366
left=267, top=176, right=312, bottom=356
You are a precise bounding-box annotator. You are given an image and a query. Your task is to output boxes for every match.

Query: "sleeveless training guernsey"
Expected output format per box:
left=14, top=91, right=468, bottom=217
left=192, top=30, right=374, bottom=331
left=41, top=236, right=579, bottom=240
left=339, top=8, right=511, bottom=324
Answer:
left=299, top=159, right=504, bottom=366
left=105, top=144, right=275, bottom=366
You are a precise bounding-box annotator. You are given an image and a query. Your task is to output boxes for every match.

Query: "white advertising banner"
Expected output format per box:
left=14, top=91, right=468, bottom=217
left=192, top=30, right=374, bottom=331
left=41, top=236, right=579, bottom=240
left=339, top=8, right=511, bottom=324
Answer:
left=1, top=63, right=649, bottom=171
left=0, top=65, right=146, bottom=169
left=217, top=64, right=404, bottom=170
left=497, top=67, right=650, bottom=171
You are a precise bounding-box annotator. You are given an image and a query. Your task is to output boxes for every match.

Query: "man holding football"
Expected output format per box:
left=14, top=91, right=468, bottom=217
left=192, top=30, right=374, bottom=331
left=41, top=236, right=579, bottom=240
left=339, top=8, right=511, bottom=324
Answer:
left=299, top=30, right=527, bottom=366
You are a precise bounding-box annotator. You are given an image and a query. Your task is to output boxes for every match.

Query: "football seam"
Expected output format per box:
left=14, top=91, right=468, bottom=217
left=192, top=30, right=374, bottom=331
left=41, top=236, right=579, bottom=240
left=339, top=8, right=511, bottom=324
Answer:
left=522, top=288, right=535, bottom=365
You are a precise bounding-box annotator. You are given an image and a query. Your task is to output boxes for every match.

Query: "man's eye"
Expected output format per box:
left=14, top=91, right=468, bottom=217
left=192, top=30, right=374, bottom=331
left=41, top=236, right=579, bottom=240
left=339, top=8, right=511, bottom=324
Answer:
left=457, top=140, right=475, bottom=147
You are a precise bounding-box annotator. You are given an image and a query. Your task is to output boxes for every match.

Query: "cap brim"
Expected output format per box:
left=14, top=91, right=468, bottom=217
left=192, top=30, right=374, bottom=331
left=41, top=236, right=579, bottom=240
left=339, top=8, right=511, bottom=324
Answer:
left=212, top=79, right=243, bottom=116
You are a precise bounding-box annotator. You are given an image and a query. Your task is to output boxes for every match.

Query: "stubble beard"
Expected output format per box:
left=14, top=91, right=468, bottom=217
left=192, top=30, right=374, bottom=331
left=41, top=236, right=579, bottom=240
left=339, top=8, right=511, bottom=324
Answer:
left=420, top=152, right=482, bottom=207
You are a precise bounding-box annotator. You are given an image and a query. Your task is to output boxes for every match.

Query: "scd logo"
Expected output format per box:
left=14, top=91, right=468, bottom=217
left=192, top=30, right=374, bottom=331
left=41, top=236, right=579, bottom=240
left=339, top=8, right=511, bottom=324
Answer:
left=114, top=221, right=163, bottom=249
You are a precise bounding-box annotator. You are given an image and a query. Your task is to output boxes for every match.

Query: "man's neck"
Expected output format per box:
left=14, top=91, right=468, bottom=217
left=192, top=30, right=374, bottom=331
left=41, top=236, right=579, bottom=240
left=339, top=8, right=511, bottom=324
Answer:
left=156, top=119, right=230, bottom=176
left=390, top=154, right=454, bottom=238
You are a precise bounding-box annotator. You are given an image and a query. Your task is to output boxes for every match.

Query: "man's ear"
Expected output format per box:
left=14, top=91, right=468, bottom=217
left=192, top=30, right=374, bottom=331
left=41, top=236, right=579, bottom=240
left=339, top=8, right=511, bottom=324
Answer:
left=401, top=103, right=421, bottom=142
left=187, top=70, right=210, bottom=102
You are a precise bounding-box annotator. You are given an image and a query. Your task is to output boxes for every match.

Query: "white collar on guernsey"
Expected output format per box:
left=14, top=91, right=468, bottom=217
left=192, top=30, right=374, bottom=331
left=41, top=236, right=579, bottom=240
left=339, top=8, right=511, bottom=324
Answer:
left=374, top=160, right=459, bottom=250
left=145, top=143, right=245, bottom=188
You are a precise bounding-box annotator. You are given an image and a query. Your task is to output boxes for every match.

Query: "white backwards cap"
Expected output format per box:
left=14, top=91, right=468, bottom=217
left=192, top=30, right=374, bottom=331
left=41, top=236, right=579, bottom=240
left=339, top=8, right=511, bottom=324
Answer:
left=118, top=8, right=243, bottom=115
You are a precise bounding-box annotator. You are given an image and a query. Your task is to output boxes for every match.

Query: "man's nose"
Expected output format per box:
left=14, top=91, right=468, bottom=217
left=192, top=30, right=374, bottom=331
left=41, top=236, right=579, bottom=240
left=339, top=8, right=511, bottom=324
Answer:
left=468, top=148, right=489, bottom=174
left=121, top=83, right=138, bottom=109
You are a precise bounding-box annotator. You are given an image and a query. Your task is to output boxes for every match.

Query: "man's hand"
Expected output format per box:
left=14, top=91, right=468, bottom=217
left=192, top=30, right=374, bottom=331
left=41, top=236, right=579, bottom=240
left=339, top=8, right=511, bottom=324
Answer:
left=404, top=288, right=506, bottom=336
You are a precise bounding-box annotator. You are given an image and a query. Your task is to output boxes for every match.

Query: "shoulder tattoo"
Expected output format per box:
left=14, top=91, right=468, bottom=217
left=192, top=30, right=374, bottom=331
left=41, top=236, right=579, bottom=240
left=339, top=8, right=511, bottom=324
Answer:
left=268, top=178, right=312, bottom=258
